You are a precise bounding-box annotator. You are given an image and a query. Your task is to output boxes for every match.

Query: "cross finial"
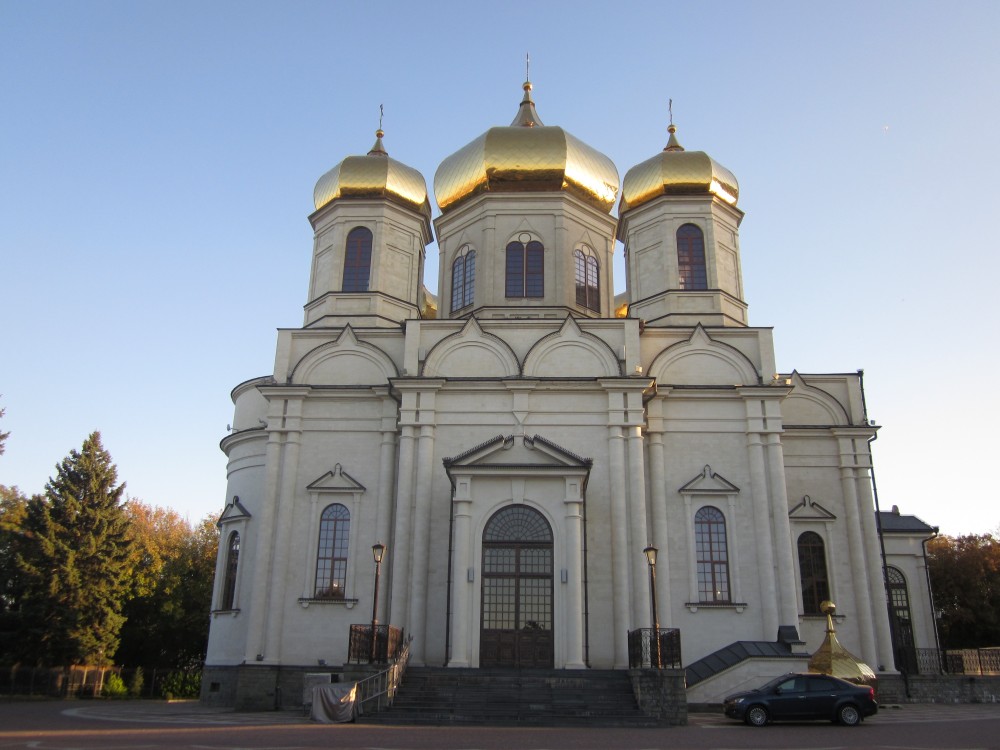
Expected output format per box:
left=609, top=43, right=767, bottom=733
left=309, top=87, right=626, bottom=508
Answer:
left=379, top=104, right=384, bottom=131
left=668, top=98, right=673, bottom=126
left=526, top=52, right=530, bottom=82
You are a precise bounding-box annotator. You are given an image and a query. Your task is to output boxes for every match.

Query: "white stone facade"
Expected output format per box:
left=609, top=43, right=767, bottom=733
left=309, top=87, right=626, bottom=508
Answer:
left=203, top=90, right=936, bottom=708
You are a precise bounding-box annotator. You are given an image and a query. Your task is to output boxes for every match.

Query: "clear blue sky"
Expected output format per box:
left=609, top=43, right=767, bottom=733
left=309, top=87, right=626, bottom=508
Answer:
left=2, top=0, right=997, bottom=535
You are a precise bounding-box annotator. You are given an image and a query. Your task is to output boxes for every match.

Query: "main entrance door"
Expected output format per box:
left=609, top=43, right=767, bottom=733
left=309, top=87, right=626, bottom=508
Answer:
left=480, top=505, right=554, bottom=668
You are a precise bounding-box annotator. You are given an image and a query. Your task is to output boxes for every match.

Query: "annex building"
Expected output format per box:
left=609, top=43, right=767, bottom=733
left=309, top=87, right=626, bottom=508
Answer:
left=203, top=80, right=937, bottom=709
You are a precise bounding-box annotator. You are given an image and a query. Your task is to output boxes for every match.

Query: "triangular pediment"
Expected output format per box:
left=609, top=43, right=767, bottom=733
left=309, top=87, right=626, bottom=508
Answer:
left=679, top=465, right=740, bottom=494
left=789, top=494, right=837, bottom=520
left=218, top=495, right=252, bottom=525
left=444, top=434, right=592, bottom=470
left=307, top=463, right=367, bottom=492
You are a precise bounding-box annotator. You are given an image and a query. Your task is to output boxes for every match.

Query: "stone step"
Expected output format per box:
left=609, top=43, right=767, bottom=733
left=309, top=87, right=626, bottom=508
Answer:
left=362, top=667, right=661, bottom=727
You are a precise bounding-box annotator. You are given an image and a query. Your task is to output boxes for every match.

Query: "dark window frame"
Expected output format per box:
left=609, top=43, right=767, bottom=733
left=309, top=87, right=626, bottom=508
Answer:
left=314, top=503, right=351, bottom=599
left=221, top=531, right=240, bottom=610
left=797, top=531, right=831, bottom=615
left=343, top=226, right=373, bottom=292
left=695, top=506, right=731, bottom=603
left=505, top=239, right=544, bottom=298
left=677, top=223, right=707, bottom=290
left=451, top=246, right=476, bottom=312
left=574, top=247, right=600, bottom=312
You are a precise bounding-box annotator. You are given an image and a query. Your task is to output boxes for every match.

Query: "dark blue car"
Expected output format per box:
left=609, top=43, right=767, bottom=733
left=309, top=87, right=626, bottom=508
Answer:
left=723, top=672, right=878, bottom=726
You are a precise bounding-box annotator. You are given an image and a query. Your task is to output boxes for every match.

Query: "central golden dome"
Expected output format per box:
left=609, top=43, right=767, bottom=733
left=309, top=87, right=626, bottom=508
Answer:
left=434, top=82, right=619, bottom=214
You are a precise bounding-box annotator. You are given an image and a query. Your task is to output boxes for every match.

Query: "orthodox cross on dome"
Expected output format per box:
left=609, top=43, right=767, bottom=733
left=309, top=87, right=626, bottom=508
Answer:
left=668, top=98, right=673, bottom=126
left=525, top=52, right=530, bottom=82
left=369, top=103, right=387, bottom=156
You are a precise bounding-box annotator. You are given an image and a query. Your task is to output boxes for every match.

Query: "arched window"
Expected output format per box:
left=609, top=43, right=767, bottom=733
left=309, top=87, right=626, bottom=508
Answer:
left=677, top=224, right=707, bottom=290
left=505, top=237, right=544, bottom=298
left=887, top=566, right=914, bottom=647
left=221, top=531, right=240, bottom=610
left=315, top=504, right=350, bottom=599
left=342, top=227, right=373, bottom=292
left=574, top=247, right=600, bottom=312
left=451, top=246, right=476, bottom=312
left=798, top=531, right=830, bottom=615
left=695, top=506, right=730, bottom=602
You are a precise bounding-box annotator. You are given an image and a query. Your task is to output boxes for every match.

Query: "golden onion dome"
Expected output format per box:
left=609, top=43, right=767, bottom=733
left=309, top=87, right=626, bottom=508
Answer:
left=619, top=123, right=739, bottom=214
left=434, top=81, right=619, bottom=214
left=313, top=130, right=432, bottom=221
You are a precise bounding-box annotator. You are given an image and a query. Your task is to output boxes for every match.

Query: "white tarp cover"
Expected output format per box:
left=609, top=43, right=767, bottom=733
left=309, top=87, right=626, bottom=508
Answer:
left=310, top=682, right=357, bottom=723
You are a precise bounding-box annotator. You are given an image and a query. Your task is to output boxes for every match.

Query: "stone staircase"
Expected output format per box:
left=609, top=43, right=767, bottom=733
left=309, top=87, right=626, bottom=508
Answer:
left=361, top=667, right=662, bottom=727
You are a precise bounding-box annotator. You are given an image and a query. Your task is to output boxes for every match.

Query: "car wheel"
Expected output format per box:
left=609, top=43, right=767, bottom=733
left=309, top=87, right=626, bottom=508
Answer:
left=838, top=704, right=861, bottom=726
left=745, top=705, right=769, bottom=726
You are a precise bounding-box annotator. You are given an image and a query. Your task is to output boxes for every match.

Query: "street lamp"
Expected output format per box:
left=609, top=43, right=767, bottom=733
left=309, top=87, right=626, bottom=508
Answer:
left=643, top=545, right=662, bottom=669
left=370, top=542, right=386, bottom=663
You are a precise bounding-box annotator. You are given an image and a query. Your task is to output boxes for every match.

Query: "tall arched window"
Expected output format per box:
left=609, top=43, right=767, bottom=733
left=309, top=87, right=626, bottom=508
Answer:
left=221, top=531, right=240, bottom=610
left=695, top=506, right=730, bottom=602
left=451, top=246, right=476, bottom=312
left=887, top=566, right=914, bottom=647
left=505, top=237, right=544, bottom=298
left=315, top=504, right=350, bottom=599
left=574, top=247, right=600, bottom=312
left=677, top=223, right=707, bottom=290
left=798, top=531, right=830, bottom=615
left=342, top=227, right=373, bottom=292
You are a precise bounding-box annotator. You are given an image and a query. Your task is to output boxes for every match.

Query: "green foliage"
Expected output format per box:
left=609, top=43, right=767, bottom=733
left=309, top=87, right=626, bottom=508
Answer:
left=102, top=672, right=127, bottom=698
left=160, top=669, right=201, bottom=699
left=928, top=533, right=1000, bottom=649
left=117, top=509, right=218, bottom=669
left=13, top=432, right=131, bottom=665
left=128, top=666, right=144, bottom=697
left=0, top=485, right=30, bottom=660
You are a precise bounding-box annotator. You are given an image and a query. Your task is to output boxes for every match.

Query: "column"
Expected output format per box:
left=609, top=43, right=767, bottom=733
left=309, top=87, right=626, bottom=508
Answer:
left=764, top=429, right=800, bottom=627
left=389, top=421, right=417, bottom=635
left=646, top=426, right=672, bottom=627
left=627, top=419, right=650, bottom=628
left=741, top=394, right=778, bottom=637
left=607, top=421, right=630, bottom=667
left=449, top=488, right=473, bottom=668
left=563, top=478, right=586, bottom=669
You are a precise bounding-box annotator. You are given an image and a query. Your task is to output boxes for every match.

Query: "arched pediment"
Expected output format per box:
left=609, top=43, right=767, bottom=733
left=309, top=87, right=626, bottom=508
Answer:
left=422, top=317, right=520, bottom=377
left=782, top=372, right=850, bottom=426
left=523, top=317, right=621, bottom=378
left=291, top=325, right=398, bottom=385
left=648, top=325, right=758, bottom=386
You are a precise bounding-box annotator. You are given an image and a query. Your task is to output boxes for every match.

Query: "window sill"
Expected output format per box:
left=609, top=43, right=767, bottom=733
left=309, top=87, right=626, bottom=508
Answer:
left=685, top=602, right=748, bottom=613
left=298, top=597, right=359, bottom=609
left=211, top=608, right=241, bottom=617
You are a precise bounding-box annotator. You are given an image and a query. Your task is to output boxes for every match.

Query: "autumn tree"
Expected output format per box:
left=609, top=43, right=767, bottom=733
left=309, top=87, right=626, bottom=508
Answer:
left=927, top=532, right=1000, bottom=649
left=15, top=432, right=132, bottom=665
left=0, top=395, right=9, bottom=456
left=117, top=504, right=218, bottom=668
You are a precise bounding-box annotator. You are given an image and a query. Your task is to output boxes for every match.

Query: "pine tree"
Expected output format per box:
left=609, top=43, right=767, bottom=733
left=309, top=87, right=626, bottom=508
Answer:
left=16, top=432, right=132, bottom=665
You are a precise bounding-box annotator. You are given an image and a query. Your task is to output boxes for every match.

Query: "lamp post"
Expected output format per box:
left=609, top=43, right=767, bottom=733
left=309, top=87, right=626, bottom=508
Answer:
left=370, top=542, right=386, bottom=663
left=643, top=545, right=662, bottom=669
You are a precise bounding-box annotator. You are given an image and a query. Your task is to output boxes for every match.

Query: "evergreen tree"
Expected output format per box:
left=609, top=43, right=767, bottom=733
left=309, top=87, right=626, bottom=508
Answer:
left=0, top=485, right=29, bottom=662
left=15, top=432, right=131, bottom=665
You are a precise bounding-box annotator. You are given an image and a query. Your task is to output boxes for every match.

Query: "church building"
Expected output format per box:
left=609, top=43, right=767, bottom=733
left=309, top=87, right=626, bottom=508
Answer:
left=202, top=80, right=934, bottom=709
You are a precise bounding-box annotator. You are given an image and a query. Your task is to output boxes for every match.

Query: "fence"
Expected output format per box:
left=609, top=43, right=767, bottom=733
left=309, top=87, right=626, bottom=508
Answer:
left=347, top=624, right=404, bottom=665
left=627, top=628, right=682, bottom=669
left=898, top=647, right=1000, bottom=676
left=0, top=665, right=202, bottom=699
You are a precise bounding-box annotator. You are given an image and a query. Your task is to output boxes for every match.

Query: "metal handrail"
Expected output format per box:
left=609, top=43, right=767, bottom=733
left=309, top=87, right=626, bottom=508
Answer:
left=355, top=635, right=413, bottom=714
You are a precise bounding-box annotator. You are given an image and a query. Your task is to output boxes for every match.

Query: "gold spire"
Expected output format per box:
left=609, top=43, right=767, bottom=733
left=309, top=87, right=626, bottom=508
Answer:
left=510, top=80, right=544, bottom=127
left=808, top=601, right=878, bottom=685
left=368, top=105, right=387, bottom=156
left=664, top=123, right=684, bottom=152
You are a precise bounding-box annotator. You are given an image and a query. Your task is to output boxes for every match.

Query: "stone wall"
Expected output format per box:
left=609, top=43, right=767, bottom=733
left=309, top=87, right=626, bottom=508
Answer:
left=629, top=668, right=688, bottom=725
left=877, top=674, right=1000, bottom=704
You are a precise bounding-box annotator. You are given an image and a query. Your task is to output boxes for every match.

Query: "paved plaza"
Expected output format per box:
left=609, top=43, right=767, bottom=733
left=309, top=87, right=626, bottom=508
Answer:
left=0, top=699, right=997, bottom=749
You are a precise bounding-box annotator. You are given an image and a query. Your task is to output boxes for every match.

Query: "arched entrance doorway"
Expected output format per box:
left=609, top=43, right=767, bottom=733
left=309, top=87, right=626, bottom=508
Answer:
left=480, top=505, right=554, bottom=668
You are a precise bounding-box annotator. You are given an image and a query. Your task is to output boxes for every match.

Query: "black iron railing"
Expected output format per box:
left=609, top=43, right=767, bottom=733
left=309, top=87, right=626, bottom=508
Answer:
left=627, top=627, right=682, bottom=669
left=347, top=624, right=404, bottom=665
left=896, top=647, right=1000, bottom=675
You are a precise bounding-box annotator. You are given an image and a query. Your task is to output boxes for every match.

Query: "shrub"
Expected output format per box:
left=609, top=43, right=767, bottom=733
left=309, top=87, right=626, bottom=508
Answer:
left=160, top=670, right=201, bottom=699
left=102, top=673, right=127, bottom=699
left=128, top=667, right=144, bottom=698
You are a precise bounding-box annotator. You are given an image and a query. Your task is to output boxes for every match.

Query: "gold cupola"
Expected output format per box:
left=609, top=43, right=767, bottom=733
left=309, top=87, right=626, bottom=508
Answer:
left=619, top=122, right=739, bottom=214
left=313, top=129, right=432, bottom=222
left=434, top=81, right=619, bottom=214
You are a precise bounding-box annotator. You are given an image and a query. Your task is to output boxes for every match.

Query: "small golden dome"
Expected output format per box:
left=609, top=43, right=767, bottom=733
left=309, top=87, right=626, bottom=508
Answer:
left=313, top=130, right=432, bottom=220
left=434, top=82, right=619, bottom=214
left=619, top=123, right=739, bottom=214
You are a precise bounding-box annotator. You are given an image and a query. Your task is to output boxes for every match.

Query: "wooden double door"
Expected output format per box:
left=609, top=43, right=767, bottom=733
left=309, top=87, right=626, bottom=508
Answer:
left=479, top=506, right=554, bottom=669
